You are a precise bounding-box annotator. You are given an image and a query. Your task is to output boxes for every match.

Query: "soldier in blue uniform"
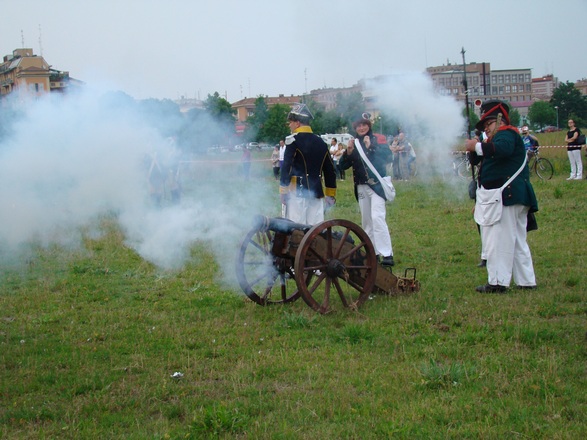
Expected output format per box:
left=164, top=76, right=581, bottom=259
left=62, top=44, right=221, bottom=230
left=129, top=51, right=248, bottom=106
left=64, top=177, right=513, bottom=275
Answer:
left=465, top=100, right=538, bottom=293
left=279, top=104, right=337, bottom=225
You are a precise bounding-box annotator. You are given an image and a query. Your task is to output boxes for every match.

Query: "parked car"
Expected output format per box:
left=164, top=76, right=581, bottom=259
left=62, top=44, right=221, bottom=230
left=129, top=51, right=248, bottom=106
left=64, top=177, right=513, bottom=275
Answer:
left=247, top=142, right=260, bottom=150
left=544, top=126, right=561, bottom=133
left=538, top=126, right=560, bottom=133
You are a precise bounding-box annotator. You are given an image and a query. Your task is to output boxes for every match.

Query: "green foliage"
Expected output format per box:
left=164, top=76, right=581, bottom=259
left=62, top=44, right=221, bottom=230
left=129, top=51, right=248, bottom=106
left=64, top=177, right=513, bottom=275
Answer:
left=244, top=95, right=269, bottom=141
left=463, top=107, right=479, bottom=134
left=528, top=101, right=557, bottom=129
left=188, top=403, right=249, bottom=437
left=204, top=91, right=236, bottom=124
left=336, top=91, right=365, bottom=130
left=262, top=103, right=291, bottom=143
left=509, top=108, right=521, bottom=127
left=550, top=81, right=587, bottom=127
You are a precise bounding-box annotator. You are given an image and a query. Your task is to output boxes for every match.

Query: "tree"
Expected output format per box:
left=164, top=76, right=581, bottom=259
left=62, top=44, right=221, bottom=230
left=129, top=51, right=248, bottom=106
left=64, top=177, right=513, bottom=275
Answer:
left=262, top=104, right=290, bottom=143
left=509, top=108, right=520, bottom=128
left=137, top=98, right=184, bottom=138
left=199, top=92, right=237, bottom=148
left=244, top=96, right=269, bottom=141
left=335, top=91, right=365, bottom=131
left=318, top=110, right=344, bottom=134
left=204, top=92, right=236, bottom=126
left=463, top=107, right=479, bottom=135
left=550, top=81, right=587, bottom=127
left=528, top=101, right=556, bottom=130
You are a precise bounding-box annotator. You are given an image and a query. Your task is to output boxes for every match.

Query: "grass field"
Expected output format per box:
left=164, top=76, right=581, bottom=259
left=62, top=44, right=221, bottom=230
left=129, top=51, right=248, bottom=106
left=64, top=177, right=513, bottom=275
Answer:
left=1, top=135, right=586, bottom=439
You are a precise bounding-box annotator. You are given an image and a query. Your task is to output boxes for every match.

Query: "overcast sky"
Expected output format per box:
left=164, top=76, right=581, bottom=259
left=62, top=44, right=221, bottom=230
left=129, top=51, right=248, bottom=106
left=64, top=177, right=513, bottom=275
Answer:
left=3, top=0, right=586, bottom=102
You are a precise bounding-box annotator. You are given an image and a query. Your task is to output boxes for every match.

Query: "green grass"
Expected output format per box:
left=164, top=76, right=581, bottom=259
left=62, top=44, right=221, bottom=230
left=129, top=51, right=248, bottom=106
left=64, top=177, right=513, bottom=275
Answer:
left=1, top=147, right=586, bottom=439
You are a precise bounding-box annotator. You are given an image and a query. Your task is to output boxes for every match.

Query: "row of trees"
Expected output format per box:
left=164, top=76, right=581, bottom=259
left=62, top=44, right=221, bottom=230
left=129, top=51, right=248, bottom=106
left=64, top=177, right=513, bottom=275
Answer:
left=528, top=82, right=587, bottom=130
left=243, top=91, right=405, bottom=145
left=463, top=81, right=587, bottom=134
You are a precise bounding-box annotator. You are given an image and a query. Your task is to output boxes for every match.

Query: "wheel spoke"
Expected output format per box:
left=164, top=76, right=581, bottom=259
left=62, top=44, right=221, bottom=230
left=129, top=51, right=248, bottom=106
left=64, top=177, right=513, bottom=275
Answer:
left=332, top=277, right=350, bottom=307
left=334, top=227, right=351, bottom=258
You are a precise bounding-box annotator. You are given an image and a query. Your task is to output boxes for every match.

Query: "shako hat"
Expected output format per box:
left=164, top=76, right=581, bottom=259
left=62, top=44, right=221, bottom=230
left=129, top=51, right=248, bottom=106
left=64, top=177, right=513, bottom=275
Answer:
left=287, top=103, right=313, bottom=123
left=475, top=100, right=510, bottom=131
left=352, top=112, right=373, bottom=130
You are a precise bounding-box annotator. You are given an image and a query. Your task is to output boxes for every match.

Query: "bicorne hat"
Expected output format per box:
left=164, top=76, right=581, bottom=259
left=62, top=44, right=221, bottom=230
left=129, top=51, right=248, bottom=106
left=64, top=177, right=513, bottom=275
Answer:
left=475, top=100, right=510, bottom=131
left=287, top=104, right=313, bottom=123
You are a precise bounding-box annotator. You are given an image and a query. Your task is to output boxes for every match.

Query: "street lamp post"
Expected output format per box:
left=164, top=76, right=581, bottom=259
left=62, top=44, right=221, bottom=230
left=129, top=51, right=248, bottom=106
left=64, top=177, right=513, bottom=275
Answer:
left=555, top=106, right=559, bottom=129
left=378, top=116, right=383, bottom=136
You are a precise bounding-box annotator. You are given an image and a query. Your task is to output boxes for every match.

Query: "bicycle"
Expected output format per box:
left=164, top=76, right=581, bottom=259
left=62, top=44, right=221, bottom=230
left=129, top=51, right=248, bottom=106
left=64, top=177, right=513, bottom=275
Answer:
left=527, top=148, right=553, bottom=180
left=451, top=151, right=478, bottom=180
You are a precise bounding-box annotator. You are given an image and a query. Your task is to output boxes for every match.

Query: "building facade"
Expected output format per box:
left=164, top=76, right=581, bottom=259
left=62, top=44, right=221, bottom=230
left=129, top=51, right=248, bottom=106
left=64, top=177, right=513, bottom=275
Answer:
left=232, top=94, right=301, bottom=123
left=426, top=62, right=536, bottom=118
left=0, top=48, right=82, bottom=100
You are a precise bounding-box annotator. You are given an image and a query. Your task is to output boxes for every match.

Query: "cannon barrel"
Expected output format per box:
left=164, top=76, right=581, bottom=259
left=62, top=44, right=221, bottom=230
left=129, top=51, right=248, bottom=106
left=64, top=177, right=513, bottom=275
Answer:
left=253, top=215, right=311, bottom=235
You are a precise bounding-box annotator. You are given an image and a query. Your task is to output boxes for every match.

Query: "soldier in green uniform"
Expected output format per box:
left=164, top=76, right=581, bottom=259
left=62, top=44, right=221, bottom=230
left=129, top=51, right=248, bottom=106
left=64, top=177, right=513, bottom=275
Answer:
left=465, top=100, right=538, bottom=293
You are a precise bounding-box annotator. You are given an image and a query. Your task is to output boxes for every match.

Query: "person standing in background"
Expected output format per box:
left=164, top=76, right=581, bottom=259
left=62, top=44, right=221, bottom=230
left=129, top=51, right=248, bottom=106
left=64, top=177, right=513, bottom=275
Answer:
left=390, top=132, right=407, bottom=180
left=278, top=139, right=286, bottom=169
left=564, top=119, right=583, bottom=180
left=334, top=141, right=346, bottom=180
left=242, top=145, right=252, bottom=180
left=271, top=145, right=280, bottom=180
left=329, top=138, right=341, bottom=180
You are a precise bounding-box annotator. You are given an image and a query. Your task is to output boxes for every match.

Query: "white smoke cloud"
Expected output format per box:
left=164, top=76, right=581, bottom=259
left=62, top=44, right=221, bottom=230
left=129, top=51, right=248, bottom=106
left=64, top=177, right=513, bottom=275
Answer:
left=0, top=88, right=275, bottom=281
left=367, top=71, right=466, bottom=179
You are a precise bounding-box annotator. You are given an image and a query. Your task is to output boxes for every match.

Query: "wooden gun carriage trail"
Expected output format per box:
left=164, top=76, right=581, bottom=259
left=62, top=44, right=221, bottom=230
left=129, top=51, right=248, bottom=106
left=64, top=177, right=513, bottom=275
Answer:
left=236, top=216, right=420, bottom=314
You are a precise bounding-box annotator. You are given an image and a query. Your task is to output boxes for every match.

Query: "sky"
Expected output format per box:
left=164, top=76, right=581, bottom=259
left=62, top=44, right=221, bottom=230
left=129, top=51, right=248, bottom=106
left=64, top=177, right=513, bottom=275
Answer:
left=2, top=0, right=586, bottom=102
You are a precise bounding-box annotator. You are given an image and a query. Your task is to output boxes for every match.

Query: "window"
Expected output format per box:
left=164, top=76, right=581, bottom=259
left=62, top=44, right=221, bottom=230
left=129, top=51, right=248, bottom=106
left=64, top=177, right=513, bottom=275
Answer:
left=505, top=75, right=511, bottom=83
left=498, top=75, right=504, bottom=84
left=512, top=85, right=517, bottom=93
left=505, top=85, right=510, bottom=93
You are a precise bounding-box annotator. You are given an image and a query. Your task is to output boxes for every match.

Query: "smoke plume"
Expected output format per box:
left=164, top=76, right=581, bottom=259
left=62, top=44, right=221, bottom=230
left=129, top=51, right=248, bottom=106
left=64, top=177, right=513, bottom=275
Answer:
left=0, top=88, right=274, bottom=283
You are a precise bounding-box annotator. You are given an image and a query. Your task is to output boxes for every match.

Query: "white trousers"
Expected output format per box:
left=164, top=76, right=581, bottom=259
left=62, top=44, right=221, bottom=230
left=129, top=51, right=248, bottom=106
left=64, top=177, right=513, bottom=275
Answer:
left=481, top=204, right=536, bottom=287
left=357, top=184, right=393, bottom=257
left=567, top=149, right=583, bottom=178
left=286, top=196, right=324, bottom=226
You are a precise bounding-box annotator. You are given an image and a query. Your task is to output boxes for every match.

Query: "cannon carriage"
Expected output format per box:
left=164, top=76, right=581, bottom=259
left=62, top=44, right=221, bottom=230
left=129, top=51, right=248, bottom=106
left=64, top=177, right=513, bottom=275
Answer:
left=236, top=216, right=420, bottom=314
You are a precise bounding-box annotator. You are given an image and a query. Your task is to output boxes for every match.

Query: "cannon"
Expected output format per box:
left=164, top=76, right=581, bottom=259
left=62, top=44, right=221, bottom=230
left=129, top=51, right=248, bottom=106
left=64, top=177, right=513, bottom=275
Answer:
left=235, top=216, right=420, bottom=314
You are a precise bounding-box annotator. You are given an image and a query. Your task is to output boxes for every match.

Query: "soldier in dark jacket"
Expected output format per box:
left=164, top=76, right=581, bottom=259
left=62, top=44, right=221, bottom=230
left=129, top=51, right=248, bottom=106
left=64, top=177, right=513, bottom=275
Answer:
left=279, top=104, right=336, bottom=225
left=339, top=113, right=395, bottom=266
left=465, top=100, right=538, bottom=293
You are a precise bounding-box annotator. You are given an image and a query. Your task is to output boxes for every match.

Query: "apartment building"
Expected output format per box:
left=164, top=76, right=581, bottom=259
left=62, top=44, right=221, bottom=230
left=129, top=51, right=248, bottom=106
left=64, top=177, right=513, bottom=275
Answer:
left=0, top=48, right=82, bottom=100
left=532, top=74, right=559, bottom=101
left=232, top=94, right=301, bottom=123
left=427, top=62, right=534, bottom=118
left=575, top=78, right=587, bottom=96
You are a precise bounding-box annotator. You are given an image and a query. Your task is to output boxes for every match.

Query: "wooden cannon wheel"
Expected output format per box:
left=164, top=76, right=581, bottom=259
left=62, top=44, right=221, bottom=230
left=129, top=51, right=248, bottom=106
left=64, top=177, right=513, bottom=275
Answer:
left=235, top=223, right=311, bottom=305
left=294, top=219, right=377, bottom=314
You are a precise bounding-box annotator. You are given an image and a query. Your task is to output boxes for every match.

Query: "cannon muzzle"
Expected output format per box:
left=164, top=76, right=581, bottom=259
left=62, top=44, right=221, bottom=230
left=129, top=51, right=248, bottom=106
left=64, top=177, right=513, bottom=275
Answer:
left=253, top=215, right=312, bottom=235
